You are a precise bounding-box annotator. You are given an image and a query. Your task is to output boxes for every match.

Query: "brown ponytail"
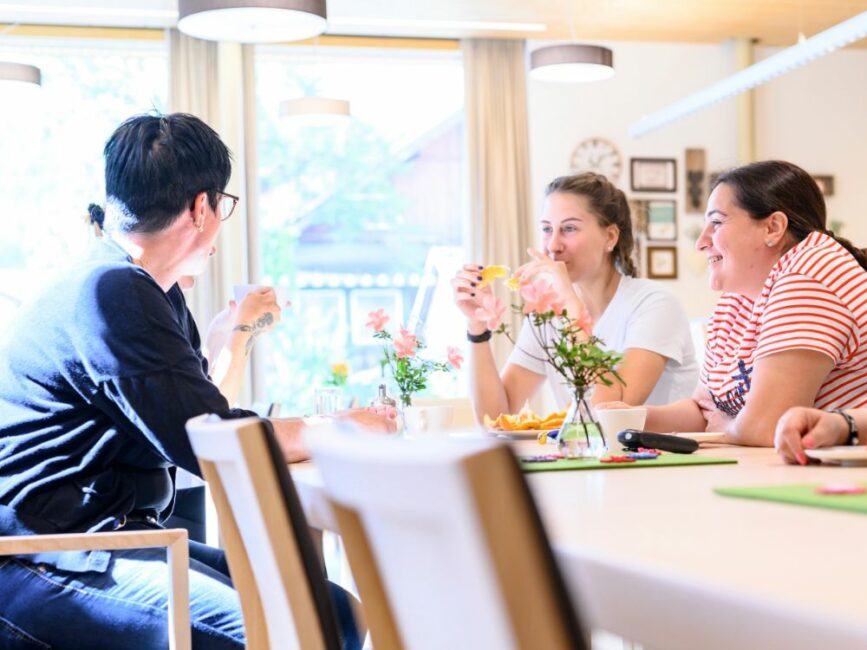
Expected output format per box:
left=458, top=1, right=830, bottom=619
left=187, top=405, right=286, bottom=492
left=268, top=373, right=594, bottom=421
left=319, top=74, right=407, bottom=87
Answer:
left=544, top=172, right=637, bottom=277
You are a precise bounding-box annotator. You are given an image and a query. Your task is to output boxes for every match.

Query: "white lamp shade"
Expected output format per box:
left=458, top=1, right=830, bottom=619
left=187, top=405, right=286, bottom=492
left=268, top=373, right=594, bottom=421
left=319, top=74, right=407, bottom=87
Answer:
left=177, top=0, right=327, bottom=43
left=529, top=44, right=614, bottom=83
left=279, top=97, right=351, bottom=127
left=0, top=62, right=41, bottom=87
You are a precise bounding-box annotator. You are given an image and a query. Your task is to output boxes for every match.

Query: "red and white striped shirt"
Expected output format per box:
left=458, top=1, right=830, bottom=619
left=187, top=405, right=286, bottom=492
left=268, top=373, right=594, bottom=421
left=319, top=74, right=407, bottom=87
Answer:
left=702, top=231, right=867, bottom=416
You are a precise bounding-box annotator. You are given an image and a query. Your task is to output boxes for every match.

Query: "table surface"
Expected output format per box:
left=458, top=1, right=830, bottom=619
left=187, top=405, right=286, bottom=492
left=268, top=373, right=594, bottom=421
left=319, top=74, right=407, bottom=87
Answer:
left=291, top=436, right=867, bottom=648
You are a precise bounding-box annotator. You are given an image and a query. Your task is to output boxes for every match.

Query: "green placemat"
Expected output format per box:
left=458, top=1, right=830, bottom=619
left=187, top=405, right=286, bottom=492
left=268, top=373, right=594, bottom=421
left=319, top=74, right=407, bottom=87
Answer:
left=715, top=483, right=867, bottom=515
left=521, top=453, right=737, bottom=473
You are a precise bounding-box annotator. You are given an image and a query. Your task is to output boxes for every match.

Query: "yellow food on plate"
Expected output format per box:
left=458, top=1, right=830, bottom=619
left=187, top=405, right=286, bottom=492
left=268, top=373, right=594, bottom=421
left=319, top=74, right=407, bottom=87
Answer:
left=484, top=408, right=566, bottom=431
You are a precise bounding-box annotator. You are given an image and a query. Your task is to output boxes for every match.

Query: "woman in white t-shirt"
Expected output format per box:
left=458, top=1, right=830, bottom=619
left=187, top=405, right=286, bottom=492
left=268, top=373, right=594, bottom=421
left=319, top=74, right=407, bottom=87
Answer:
left=451, top=172, right=697, bottom=420
left=600, top=161, right=867, bottom=453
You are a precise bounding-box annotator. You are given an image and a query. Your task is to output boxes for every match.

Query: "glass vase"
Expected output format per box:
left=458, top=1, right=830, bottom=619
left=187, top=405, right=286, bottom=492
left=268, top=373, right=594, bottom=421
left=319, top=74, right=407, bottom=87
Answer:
left=558, top=394, right=607, bottom=459
left=396, top=395, right=412, bottom=437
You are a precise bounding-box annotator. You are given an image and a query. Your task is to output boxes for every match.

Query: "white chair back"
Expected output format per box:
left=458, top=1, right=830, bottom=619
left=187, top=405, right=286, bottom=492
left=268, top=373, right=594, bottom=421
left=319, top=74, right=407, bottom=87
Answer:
left=186, top=415, right=341, bottom=650
left=310, top=429, right=587, bottom=650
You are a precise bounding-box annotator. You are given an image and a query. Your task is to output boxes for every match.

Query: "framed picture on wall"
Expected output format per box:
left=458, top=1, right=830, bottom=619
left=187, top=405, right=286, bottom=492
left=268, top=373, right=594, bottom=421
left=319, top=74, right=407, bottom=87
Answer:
left=647, top=200, right=677, bottom=240
left=631, top=157, right=677, bottom=192
left=813, top=175, right=835, bottom=196
left=647, top=245, right=678, bottom=279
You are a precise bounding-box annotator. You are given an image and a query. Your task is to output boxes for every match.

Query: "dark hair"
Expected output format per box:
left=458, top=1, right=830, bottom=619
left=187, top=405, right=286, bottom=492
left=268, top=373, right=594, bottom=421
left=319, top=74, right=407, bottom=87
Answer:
left=102, top=112, right=232, bottom=234
left=713, top=160, right=867, bottom=271
left=86, top=203, right=105, bottom=237
left=544, top=172, right=637, bottom=276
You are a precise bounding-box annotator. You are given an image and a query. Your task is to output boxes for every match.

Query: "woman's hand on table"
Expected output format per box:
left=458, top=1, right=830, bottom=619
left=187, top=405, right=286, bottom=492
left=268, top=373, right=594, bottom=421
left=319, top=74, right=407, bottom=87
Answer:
left=334, top=407, right=398, bottom=433
left=696, top=394, right=733, bottom=434
left=774, top=407, right=849, bottom=465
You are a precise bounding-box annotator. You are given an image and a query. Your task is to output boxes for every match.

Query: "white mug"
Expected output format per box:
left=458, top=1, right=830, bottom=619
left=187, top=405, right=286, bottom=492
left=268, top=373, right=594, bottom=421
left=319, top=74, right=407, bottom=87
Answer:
left=595, top=407, right=648, bottom=451
left=232, top=284, right=289, bottom=307
left=404, top=405, right=454, bottom=437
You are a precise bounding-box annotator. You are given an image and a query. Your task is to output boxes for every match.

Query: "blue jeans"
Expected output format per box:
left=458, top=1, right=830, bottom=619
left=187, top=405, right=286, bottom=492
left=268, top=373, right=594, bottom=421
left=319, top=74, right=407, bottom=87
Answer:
left=0, top=539, right=361, bottom=650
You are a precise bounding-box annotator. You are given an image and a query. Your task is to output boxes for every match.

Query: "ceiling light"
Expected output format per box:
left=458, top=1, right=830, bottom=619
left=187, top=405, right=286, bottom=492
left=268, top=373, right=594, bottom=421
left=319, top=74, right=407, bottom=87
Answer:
left=629, top=10, right=867, bottom=137
left=177, top=0, right=327, bottom=43
left=529, top=44, right=614, bottom=83
left=0, top=61, right=41, bottom=88
left=280, top=97, right=351, bottom=126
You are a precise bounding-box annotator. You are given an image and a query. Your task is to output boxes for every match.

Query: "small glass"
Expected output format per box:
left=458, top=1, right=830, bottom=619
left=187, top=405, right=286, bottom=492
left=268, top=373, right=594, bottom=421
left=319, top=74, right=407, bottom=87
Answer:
left=314, top=386, right=343, bottom=415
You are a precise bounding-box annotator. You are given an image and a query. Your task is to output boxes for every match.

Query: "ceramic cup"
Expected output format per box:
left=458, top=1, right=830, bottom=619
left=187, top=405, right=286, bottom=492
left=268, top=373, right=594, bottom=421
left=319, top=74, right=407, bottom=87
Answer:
left=403, top=405, right=454, bottom=437
left=232, top=284, right=289, bottom=307
left=595, top=407, right=648, bottom=452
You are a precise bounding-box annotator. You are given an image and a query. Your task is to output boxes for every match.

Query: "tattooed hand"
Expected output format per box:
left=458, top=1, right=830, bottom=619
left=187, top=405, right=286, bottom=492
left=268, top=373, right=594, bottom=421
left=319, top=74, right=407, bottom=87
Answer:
left=231, top=287, right=282, bottom=354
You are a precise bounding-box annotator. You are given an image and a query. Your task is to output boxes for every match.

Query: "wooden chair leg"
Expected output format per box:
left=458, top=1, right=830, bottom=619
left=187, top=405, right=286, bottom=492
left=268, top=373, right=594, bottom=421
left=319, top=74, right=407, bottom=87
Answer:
left=167, top=533, right=191, bottom=650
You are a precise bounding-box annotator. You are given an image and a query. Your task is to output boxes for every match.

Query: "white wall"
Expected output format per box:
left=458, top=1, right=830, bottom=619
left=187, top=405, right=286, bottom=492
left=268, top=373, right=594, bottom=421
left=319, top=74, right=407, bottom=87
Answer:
left=526, top=39, right=867, bottom=320
left=754, top=45, right=867, bottom=247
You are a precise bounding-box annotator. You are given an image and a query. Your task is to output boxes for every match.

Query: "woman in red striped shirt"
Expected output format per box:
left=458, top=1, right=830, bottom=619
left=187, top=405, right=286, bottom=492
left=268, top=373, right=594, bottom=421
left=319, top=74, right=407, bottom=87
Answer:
left=601, top=160, right=867, bottom=449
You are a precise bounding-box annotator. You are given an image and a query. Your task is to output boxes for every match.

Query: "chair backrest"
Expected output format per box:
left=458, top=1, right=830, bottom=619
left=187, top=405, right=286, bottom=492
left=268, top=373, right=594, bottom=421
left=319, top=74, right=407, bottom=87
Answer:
left=310, top=429, right=588, bottom=650
left=186, top=415, right=341, bottom=650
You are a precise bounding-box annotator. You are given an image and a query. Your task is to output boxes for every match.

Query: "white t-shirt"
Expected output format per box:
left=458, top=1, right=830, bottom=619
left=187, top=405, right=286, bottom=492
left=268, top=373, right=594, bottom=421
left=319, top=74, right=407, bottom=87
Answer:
left=508, top=275, right=698, bottom=408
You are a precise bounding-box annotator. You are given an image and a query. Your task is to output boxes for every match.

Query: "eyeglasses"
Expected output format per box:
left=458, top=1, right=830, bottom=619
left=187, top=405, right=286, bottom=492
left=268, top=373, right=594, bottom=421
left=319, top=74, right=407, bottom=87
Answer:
left=218, top=191, right=239, bottom=222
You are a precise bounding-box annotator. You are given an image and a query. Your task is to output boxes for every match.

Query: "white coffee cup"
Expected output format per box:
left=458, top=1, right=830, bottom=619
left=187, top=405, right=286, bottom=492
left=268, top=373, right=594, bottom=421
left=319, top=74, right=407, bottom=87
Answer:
left=404, top=405, right=454, bottom=437
left=595, top=407, right=648, bottom=451
left=232, top=284, right=289, bottom=307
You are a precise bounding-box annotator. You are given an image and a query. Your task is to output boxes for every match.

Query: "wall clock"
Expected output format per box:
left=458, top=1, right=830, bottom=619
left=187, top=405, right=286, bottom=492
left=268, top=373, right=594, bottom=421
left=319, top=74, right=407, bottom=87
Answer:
left=569, top=137, right=623, bottom=184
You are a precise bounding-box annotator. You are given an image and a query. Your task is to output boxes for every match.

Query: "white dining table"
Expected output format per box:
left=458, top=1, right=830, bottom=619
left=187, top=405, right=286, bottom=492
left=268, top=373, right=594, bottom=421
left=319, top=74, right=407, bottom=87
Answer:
left=291, top=436, right=867, bottom=650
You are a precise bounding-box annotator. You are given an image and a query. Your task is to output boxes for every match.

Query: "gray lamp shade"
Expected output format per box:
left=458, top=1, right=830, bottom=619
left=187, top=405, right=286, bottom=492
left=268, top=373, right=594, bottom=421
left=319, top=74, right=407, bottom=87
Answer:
left=529, top=44, right=614, bottom=83
left=0, top=62, right=41, bottom=86
left=177, top=0, right=327, bottom=43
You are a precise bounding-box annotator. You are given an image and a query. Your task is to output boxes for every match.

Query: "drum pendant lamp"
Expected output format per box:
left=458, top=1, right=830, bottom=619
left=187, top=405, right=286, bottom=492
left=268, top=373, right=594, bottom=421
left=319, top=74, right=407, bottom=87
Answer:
left=177, top=0, right=327, bottom=43
left=529, top=44, right=614, bottom=83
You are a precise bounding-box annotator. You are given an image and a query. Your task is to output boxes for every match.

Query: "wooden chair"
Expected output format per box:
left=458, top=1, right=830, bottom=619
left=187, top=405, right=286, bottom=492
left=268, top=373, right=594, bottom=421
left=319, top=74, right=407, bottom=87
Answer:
left=310, top=430, right=589, bottom=650
left=0, top=528, right=190, bottom=650
left=185, top=414, right=345, bottom=650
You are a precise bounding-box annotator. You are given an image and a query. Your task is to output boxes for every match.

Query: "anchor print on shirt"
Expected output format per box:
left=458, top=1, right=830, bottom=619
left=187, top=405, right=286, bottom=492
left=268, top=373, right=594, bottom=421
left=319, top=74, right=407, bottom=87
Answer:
left=710, top=360, right=753, bottom=418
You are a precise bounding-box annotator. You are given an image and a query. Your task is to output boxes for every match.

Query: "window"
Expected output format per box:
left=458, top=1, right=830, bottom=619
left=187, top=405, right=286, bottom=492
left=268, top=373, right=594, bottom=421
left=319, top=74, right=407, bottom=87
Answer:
left=254, top=43, right=467, bottom=412
left=0, top=34, right=168, bottom=330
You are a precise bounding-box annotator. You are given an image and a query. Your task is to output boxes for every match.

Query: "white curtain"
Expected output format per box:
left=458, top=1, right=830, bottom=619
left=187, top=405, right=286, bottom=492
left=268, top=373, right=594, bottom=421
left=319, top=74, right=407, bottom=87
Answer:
left=462, top=38, right=534, bottom=367
left=169, top=30, right=262, bottom=402
left=168, top=29, right=254, bottom=337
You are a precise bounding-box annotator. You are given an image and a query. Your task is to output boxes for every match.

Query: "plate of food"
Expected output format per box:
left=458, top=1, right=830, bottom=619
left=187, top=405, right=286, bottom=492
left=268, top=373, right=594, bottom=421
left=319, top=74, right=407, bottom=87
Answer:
left=483, top=408, right=566, bottom=441
left=673, top=431, right=728, bottom=444
left=804, top=445, right=867, bottom=466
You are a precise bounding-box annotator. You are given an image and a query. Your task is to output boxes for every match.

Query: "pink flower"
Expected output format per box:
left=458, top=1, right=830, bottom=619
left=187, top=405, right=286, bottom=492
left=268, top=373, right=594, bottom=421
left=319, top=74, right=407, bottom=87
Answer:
left=474, top=294, right=506, bottom=331
left=520, top=279, right=562, bottom=315
left=447, top=345, right=464, bottom=370
left=366, top=308, right=389, bottom=332
left=394, top=327, right=418, bottom=358
left=571, top=307, right=593, bottom=335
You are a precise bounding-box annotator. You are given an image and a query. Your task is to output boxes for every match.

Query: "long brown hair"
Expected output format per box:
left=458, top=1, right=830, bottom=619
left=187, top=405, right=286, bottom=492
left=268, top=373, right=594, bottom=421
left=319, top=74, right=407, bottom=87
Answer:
left=544, top=172, right=637, bottom=277
left=713, top=160, right=867, bottom=271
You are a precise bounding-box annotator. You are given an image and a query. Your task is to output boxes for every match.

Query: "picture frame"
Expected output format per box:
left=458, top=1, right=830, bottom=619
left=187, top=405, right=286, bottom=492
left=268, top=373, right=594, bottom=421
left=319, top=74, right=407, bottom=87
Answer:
left=647, top=200, right=677, bottom=240
left=631, top=157, right=677, bottom=192
left=647, top=245, right=678, bottom=279
left=813, top=175, right=835, bottom=197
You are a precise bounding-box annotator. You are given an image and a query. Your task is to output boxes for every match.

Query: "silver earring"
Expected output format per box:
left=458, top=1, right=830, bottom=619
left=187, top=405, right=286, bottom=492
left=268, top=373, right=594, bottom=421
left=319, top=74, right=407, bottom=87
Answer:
left=765, top=240, right=773, bottom=247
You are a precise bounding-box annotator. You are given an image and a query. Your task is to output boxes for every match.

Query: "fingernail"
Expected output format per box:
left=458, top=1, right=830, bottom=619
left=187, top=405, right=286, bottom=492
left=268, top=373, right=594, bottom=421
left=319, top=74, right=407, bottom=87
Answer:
left=476, top=275, right=483, bottom=281
left=470, top=292, right=476, bottom=297
left=477, top=265, right=484, bottom=270
left=797, top=453, right=808, bottom=466
left=470, top=281, right=477, bottom=287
